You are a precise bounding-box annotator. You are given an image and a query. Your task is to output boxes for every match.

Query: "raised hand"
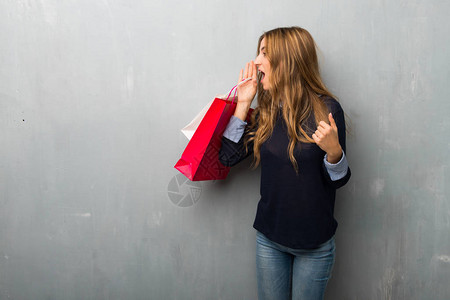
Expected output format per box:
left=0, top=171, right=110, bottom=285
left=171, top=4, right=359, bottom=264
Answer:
left=233, top=61, right=258, bottom=121
left=237, top=60, right=258, bottom=106
left=312, top=113, right=343, bottom=164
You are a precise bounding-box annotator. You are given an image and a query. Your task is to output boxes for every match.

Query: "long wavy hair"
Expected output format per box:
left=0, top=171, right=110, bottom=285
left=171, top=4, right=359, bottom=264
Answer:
left=244, top=26, right=335, bottom=174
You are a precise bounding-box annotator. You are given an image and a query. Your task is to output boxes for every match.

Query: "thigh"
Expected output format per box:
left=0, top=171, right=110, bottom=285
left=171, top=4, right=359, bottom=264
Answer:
left=291, top=237, right=335, bottom=300
left=256, top=231, right=292, bottom=300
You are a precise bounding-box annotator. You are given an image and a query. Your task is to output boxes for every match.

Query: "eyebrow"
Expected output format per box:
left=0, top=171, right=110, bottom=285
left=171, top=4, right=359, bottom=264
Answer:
left=260, top=46, right=266, bottom=52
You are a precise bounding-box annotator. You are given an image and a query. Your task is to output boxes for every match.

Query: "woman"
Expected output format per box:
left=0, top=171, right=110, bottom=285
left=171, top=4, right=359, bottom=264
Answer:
left=219, top=27, right=351, bottom=300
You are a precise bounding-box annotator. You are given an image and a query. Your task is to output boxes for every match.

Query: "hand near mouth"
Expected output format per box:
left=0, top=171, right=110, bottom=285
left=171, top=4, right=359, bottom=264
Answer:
left=232, top=61, right=258, bottom=121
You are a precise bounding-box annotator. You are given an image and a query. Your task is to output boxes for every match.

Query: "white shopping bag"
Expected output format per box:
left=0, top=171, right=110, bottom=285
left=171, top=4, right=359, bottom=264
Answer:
left=181, top=78, right=251, bottom=140
left=181, top=99, right=214, bottom=140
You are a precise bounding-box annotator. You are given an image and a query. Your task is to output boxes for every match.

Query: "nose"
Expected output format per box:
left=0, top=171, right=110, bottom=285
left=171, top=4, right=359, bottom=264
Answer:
left=254, top=54, right=261, bottom=66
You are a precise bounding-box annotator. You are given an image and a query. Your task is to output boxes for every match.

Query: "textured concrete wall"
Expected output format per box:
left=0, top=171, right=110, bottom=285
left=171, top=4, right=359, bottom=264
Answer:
left=1, top=0, right=449, bottom=299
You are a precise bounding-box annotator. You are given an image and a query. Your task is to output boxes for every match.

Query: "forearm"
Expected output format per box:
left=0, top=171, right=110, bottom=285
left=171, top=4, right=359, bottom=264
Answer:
left=233, top=103, right=252, bottom=121
left=220, top=113, right=254, bottom=167
left=219, top=135, right=253, bottom=167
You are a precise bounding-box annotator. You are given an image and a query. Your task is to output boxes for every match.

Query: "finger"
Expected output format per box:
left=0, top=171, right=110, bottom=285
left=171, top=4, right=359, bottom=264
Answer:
left=244, top=62, right=249, bottom=78
left=315, top=130, right=324, bottom=139
left=329, top=113, right=337, bottom=129
left=249, top=60, right=255, bottom=78
left=312, top=133, right=319, bottom=143
left=239, top=69, right=243, bottom=83
left=318, top=121, right=330, bottom=130
left=252, top=61, right=257, bottom=79
left=316, top=126, right=327, bottom=135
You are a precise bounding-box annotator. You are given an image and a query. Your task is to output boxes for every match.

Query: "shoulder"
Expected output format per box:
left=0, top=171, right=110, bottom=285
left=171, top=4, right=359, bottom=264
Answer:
left=320, top=95, right=344, bottom=115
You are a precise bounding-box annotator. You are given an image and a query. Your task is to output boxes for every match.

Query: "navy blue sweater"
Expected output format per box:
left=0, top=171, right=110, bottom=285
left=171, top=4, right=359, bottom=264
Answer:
left=219, top=97, right=351, bottom=249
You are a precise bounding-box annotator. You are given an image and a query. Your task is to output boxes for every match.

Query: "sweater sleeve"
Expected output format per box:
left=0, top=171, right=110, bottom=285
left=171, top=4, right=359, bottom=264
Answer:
left=219, top=117, right=255, bottom=167
left=321, top=100, right=351, bottom=189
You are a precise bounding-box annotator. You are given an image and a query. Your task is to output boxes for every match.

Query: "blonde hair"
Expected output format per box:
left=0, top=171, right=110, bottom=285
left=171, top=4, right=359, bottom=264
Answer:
left=245, top=26, right=335, bottom=174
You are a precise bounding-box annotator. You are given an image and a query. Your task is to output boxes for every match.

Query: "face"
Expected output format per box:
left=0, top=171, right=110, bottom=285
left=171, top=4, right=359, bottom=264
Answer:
left=255, top=37, right=271, bottom=90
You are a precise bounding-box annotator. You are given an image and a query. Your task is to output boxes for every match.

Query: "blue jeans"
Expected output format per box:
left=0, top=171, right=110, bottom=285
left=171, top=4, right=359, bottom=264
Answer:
left=256, top=231, right=335, bottom=300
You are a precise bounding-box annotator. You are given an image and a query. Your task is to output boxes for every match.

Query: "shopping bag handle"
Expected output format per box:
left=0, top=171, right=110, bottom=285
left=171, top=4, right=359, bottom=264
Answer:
left=225, top=78, right=252, bottom=104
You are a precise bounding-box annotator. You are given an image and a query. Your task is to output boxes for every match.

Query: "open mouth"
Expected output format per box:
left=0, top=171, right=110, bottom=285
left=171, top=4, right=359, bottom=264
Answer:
left=259, top=70, right=265, bottom=81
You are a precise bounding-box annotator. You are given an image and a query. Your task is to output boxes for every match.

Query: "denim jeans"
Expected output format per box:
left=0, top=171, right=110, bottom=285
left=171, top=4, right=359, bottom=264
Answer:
left=256, top=231, right=335, bottom=300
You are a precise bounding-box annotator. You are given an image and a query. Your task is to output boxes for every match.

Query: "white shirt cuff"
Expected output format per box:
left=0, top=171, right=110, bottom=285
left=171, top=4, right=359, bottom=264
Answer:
left=222, top=115, right=247, bottom=143
left=323, top=151, right=349, bottom=181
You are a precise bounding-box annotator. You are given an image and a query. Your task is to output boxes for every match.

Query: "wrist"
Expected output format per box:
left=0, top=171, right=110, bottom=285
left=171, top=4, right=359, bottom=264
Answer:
left=234, top=103, right=251, bottom=121
left=326, top=146, right=343, bottom=164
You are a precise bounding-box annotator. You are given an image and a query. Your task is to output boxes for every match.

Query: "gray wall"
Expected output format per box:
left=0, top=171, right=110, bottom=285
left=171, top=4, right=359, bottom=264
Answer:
left=1, top=0, right=449, bottom=299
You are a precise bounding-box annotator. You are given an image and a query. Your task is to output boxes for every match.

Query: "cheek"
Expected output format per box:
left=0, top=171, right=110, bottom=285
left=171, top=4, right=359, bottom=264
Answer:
left=264, top=62, right=271, bottom=74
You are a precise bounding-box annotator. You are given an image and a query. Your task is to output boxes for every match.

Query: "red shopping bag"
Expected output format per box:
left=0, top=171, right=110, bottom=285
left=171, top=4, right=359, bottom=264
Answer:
left=175, top=84, right=253, bottom=181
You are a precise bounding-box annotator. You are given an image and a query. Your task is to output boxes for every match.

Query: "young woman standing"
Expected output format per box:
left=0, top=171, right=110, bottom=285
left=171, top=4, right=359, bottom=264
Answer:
left=219, top=27, right=351, bottom=300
